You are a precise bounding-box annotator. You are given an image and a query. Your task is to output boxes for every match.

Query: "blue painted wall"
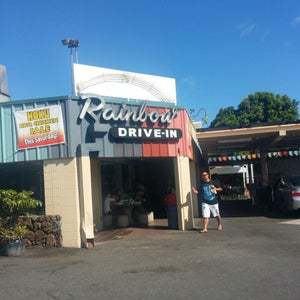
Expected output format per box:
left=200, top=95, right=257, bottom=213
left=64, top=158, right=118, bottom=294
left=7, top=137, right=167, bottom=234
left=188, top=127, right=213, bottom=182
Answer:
left=0, top=95, right=192, bottom=164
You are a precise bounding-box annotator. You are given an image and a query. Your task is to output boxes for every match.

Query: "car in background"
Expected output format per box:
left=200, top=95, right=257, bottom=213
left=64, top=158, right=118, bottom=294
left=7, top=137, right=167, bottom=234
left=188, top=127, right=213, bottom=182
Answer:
left=272, top=176, right=300, bottom=213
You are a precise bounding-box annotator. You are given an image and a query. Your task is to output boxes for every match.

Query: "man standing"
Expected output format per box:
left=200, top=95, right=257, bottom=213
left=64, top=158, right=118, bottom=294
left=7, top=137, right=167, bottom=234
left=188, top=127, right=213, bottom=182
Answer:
left=192, top=171, right=223, bottom=233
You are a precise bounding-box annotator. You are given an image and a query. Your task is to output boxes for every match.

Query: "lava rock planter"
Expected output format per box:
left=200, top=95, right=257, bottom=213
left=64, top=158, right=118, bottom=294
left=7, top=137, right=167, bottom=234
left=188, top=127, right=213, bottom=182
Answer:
left=18, top=215, right=62, bottom=248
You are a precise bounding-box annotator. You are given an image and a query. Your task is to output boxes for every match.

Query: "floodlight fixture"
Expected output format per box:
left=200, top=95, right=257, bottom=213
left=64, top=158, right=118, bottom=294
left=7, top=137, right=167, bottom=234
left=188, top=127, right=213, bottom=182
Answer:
left=61, top=38, right=79, bottom=48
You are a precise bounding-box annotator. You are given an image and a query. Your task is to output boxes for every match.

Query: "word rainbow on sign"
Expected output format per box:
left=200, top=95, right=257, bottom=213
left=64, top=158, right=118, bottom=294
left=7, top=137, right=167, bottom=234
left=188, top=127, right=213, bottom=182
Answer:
left=79, top=95, right=178, bottom=124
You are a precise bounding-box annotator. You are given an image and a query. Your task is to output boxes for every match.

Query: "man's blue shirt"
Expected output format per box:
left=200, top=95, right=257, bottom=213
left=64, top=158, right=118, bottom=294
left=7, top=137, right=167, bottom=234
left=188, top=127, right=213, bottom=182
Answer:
left=198, top=181, right=218, bottom=205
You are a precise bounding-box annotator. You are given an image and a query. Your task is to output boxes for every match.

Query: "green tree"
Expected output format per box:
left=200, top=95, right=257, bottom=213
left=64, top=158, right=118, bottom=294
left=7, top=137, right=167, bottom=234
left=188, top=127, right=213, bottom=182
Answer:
left=210, top=106, right=239, bottom=128
left=210, top=92, right=299, bottom=128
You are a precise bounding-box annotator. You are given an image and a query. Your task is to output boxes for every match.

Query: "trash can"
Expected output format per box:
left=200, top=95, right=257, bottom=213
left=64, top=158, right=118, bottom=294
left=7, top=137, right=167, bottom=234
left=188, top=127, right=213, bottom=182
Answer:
left=117, top=215, right=129, bottom=228
left=166, top=205, right=178, bottom=229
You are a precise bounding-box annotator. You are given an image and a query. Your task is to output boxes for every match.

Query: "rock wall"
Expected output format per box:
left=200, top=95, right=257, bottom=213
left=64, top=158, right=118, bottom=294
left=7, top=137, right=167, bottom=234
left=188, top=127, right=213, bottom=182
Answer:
left=18, top=215, right=62, bottom=248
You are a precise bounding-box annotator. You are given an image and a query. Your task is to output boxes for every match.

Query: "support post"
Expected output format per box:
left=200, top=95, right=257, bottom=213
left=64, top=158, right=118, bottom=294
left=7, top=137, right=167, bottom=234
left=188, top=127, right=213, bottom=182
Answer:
left=259, top=150, right=269, bottom=186
left=90, top=158, right=103, bottom=231
left=77, top=156, right=95, bottom=247
left=189, top=160, right=199, bottom=218
left=174, top=156, right=194, bottom=230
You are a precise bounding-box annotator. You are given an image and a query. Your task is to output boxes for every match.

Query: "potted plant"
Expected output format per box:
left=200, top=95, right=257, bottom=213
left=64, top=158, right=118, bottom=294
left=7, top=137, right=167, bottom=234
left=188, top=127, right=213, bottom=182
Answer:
left=0, top=220, right=27, bottom=256
left=0, top=189, right=41, bottom=256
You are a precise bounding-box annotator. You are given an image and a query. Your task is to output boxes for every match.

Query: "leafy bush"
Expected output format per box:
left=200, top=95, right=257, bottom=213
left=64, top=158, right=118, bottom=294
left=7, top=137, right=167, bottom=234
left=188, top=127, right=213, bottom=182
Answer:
left=0, top=189, right=42, bottom=222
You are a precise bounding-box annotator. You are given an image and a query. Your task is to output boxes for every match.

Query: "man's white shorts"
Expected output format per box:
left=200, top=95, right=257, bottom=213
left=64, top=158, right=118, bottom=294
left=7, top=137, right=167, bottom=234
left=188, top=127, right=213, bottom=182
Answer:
left=202, top=203, right=220, bottom=218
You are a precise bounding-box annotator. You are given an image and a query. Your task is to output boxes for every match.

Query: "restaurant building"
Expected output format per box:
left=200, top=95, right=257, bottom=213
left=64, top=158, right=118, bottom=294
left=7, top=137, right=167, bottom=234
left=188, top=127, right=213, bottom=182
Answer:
left=0, top=65, right=201, bottom=248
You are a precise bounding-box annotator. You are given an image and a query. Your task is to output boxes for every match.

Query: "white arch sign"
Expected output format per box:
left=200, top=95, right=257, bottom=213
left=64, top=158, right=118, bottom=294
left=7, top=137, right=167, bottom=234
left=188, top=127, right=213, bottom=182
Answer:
left=73, top=64, right=177, bottom=104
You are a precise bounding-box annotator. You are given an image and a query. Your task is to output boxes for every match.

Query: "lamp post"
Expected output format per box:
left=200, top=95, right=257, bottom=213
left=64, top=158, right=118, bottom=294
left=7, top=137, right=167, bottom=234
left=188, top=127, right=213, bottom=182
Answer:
left=61, top=38, right=79, bottom=96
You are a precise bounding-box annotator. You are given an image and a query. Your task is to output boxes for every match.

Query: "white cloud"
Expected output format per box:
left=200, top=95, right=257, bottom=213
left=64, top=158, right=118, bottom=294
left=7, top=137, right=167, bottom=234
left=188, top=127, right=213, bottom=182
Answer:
left=238, top=22, right=257, bottom=38
left=180, top=77, right=197, bottom=89
left=291, top=16, right=300, bottom=26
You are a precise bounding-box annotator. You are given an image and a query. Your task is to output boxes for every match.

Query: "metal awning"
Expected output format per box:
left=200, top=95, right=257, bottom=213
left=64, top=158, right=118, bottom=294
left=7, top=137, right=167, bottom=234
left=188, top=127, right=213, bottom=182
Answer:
left=197, top=122, right=300, bottom=157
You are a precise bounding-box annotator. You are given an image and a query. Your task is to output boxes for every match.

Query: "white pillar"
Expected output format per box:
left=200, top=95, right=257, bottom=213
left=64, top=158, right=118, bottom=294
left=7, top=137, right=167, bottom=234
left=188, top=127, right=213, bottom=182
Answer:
left=77, top=156, right=95, bottom=246
left=250, top=163, right=255, bottom=183
left=174, top=156, right=194, bottom=230
left=189, top=160, right=199, bottom=218
left=44, top=158, right=81, bottom=248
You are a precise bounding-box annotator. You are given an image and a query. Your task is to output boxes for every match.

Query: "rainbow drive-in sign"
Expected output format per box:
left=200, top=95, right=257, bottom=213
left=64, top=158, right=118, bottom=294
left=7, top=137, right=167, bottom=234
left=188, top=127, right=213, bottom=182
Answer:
left=14, top=105, right=65, bottom=150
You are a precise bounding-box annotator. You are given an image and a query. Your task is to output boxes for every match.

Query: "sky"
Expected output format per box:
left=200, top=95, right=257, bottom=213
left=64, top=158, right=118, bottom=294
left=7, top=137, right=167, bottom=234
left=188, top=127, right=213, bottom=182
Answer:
left=1, top=0, right=300, bottom=125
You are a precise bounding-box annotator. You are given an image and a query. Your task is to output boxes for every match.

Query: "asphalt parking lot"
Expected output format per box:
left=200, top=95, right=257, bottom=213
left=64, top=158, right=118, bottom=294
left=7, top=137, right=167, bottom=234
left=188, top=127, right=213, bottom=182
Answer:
left=0, top=216, right=299, bottom=300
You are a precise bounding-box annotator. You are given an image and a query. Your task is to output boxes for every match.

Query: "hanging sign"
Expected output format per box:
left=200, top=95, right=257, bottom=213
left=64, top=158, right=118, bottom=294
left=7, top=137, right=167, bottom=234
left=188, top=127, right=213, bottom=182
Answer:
left=79, top=95, right=183, bottom=142
left=14, top=105, right=65, bottom=150
left=109, top=127, right=182, bottom=140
